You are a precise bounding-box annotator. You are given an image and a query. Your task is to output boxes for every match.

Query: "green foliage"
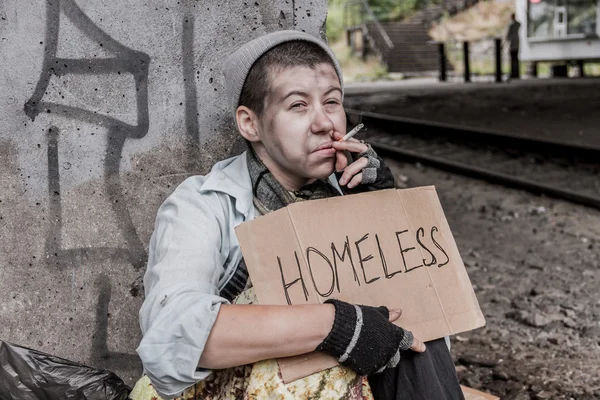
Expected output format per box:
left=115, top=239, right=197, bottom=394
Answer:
left=368, top=0, right=438, bottom=21
left=355, top=63, right=390, bottom=81
left=326, top=0, right=345, bottom=42
left=328, top=0, right=437, bottom=37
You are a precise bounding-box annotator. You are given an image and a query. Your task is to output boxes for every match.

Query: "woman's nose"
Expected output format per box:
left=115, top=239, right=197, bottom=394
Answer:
left=311, top=106, right=334, bottom=134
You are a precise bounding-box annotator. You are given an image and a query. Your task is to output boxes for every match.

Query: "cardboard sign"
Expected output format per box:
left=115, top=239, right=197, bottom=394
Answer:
left=461, top=386, right=500, bottom=400
left=236, top=187, right=485, bottom=382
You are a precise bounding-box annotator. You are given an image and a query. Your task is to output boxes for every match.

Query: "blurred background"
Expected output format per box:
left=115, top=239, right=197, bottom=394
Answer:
left=325, top=0, right=600, bottom=81
left=329, top=1, right=600, bottom=399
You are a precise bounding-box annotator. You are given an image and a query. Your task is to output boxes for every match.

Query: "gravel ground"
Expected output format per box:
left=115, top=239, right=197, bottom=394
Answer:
left=387, top=160, right=600, bottom=400
left=346, top=79, right=600, bottom=399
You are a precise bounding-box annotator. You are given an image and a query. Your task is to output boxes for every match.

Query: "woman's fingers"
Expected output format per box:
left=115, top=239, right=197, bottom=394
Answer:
left=335, top=149, right=348, bottom=172
left=332, top=139, right=368, bottom=154
left=388, top=310, right=426, bottom=353
left=346, top=173, right=363, bottom=189
left=331, top=130, right=345, bottom=141
left=331, top=130, right=370, bottom=183
left=388, top=308, right=402, bottom=322
left=410, top=336, right=427, bottom=353
left=338, top=157, right=368, bottom=186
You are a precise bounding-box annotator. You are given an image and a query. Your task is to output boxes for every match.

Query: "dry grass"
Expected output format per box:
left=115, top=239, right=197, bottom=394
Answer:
left=429, top=0, right=516, bottom=42
left=329, top=40, right=391, bottom=83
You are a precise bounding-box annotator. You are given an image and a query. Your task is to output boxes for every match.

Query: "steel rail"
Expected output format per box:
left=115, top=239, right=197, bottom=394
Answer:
left=345, top=109, right=600, bottom=209
left=345, top=109, right=600, bottom=155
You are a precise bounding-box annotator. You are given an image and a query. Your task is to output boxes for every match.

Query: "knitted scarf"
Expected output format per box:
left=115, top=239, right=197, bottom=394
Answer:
left=246, top=146, right=340, bottom=214
left=220, top=148, right=340, bottom=302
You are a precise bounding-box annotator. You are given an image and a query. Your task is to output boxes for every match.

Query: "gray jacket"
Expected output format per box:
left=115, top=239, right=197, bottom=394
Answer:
left=136, top=152, right=341, bottom=398
left=136, top=152, right=449, bottom=398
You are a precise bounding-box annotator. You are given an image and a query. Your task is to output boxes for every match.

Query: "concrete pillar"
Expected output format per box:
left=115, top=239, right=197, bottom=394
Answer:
left=0, top=0, right=328, bottom=385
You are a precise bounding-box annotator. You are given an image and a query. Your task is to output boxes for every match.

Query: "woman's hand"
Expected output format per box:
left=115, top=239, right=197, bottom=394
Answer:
left=316, top=300, right=426, bottom=376
left=388, top=308, right=427, bottom=353
left=331, top=130, right=369, bottom=189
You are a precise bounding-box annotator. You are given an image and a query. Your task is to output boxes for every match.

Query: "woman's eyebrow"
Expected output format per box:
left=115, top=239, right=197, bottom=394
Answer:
left=280, top=90, right=309, bottom=102
left=324, top=87, right=342, bottom=96
left=279, top=86, right=342, bottom=102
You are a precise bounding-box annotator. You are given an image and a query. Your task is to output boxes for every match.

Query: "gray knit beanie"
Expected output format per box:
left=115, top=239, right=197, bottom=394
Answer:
left=223, top=30, right=344, bottom=121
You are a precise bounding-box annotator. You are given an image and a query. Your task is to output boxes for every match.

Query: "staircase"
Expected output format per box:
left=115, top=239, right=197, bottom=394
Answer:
left=367, top=21, right=439, bottom=74
left=344, top=0, right=481, bottom=75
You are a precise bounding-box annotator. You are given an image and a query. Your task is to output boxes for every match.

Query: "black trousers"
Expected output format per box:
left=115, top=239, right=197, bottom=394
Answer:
left=368, top=338, right=464, bottom=400
left=510, top=50, right=520, bottom=79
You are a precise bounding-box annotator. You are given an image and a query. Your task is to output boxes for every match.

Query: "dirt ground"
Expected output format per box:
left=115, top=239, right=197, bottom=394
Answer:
left=388, top=159, right=600, bottom=400
left=346, top=79, right=600, bottom=399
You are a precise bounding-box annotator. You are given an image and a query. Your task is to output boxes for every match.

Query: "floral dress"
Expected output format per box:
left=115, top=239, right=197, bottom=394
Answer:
left=129, top=288, right=374, bottom=400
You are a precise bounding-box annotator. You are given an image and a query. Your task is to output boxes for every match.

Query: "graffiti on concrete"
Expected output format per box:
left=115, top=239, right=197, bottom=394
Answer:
left=20, top=0, right=311, bottom=374
left=91, top=273, right=140, bottom=370
left=24, top=0, right=149, bottom=271
left=183, top=14, right=199, bottom=142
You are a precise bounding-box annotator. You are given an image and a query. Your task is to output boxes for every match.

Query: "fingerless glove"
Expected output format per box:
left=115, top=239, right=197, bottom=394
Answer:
left=316, top=299, right=414, bottom=376
left=337, top=143, right=395, bottom=194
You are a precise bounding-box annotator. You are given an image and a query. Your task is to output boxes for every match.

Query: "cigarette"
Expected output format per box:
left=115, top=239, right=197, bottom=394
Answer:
left=339, top=123, right=364, bottom=142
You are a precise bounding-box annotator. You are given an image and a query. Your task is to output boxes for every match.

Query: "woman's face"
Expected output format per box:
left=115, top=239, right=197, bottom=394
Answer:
left=253, top=63, right=346, bottom=190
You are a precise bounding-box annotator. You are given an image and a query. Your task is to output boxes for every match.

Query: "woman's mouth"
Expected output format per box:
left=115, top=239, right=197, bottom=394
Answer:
left=313, top=142, right=336, bottom=156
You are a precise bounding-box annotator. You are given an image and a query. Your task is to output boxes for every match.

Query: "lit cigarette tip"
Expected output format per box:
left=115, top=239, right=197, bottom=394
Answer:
left=339, top=123, right=364, bottom=142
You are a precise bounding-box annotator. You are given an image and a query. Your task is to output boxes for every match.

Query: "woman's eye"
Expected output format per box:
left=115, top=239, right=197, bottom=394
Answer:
left=290, top=103, right=304, bottom=109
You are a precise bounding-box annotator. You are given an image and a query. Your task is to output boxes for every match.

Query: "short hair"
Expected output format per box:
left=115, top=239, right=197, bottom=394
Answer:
left=238, top=40, right=337, bottom=117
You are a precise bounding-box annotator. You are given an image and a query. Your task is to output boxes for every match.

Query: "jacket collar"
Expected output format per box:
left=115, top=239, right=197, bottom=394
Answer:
left=198, top=151, right=344, bottom=217
left=199, top=152, right=254, bottom=217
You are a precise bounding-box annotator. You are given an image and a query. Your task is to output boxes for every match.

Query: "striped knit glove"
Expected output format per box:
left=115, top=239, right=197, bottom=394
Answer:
left=337, top=143, right=395, bottom=194
left=316, top=299, right=414, bottom=376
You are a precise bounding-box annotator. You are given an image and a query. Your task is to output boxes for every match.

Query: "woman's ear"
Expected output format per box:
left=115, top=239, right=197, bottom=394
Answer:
left=236, top=106, right=260, bottom=142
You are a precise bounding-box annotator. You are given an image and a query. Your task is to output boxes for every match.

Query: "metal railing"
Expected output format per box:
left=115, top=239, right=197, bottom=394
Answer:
left=343, top=0, right=394, bottom=49
left=437, top=37, right=507, bottom=82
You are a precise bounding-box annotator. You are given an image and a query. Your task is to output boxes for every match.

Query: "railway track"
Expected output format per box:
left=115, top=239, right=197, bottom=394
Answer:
left=346, top=109, right=600, bottom=210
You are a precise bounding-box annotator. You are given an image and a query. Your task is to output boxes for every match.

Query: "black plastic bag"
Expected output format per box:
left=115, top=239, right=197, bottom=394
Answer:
left=0, top=341, right=130, bottom=400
